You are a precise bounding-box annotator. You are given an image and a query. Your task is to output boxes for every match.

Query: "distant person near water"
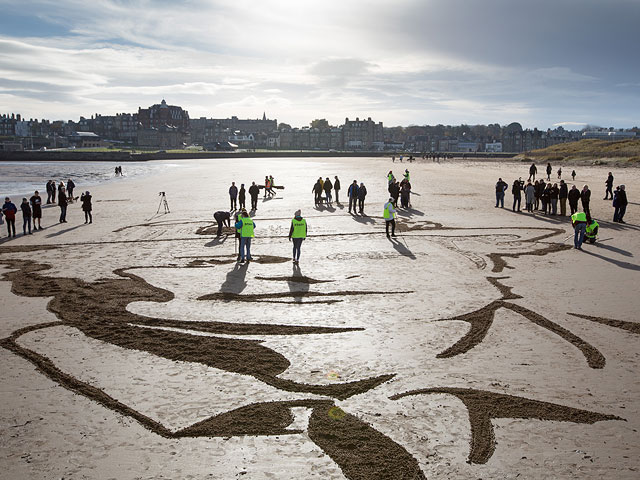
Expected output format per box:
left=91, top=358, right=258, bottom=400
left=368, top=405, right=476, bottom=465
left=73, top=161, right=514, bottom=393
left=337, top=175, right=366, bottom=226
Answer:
left=229, top=182, right=238, bottom=210
left=20, top=198, right=32, bottom=235
left=2, top=197, right=17, bottom=238
left=334, top=176, right=341, bottom=203
left=238, top=184, right=246, bottom=210
left=249, top=182, right=259, bottom=210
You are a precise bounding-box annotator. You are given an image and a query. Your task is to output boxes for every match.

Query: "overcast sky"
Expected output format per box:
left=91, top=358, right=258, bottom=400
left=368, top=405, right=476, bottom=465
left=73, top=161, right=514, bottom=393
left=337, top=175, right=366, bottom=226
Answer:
left=1, top=0, right=639, bottom=129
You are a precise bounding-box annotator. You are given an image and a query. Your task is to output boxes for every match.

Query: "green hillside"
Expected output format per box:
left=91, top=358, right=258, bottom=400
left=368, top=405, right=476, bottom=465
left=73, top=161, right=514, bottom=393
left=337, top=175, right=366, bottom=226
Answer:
left=516, top=138, right=640, bottom=165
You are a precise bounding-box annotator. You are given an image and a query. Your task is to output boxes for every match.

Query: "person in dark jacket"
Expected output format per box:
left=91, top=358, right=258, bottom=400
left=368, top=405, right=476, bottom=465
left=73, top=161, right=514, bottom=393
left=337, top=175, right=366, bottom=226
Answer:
left=400, top=182, right=411, bottom=209
left=357, top=182, right=367, bottom=214
left=495, top=178, right=507, bottom=208
left=248, top=182, right=259, bottom=210
left=528, top=163, right=537, bottom=181
left=571, top=170, right=576, bottom=181
left=312, top=179, right=323, bottom=207
left=67, top=178, right=76, bottom=203
left=558, top=180, right=568, bottom=216
left=81, top=191, right=92, bottom=224
left=20, top=198, right=32, bottom=235
left=546, top=163, right=552, bottom=181
left=334, top=176, right=341, bottom=203
left=46, top=180, right=53, bottom=204
left=549, top=183, right=559, bottom=215
left=581, top=185, right=591, bottom=218
left=213, top=210, right=231, bottom=236
left=30, top=190, right=43, bottom=230
left=390, top=181, right=400, bottom=207
left=323, top=177, right=333, bottom=205
left=512, top=178, right=523, bottom=212
left=229, top=182, right=238, bottom=210
left=541, top=183, right=551, bottom=214
left=3, top=197, right=17, bottom=237
left=347, top=180, right=358, bottom=213
left=604, top=172, right=614, bottom=200
left=568, top=185, right=581, bottom=215
left=615, top=185, right=628, bottom=223
left=58, top=188, right=68, bottom=223
left=238, top=184, right=246, bottom=210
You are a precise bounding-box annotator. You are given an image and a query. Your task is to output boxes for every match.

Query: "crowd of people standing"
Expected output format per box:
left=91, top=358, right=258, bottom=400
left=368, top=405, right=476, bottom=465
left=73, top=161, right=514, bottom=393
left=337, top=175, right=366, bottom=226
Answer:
left=2, top=178, right=93, bottom=239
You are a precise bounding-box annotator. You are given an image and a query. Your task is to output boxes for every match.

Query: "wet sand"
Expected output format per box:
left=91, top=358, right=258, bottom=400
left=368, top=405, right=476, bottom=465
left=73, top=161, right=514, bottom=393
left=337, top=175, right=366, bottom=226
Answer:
left=1, top=157, right=639, bottom=479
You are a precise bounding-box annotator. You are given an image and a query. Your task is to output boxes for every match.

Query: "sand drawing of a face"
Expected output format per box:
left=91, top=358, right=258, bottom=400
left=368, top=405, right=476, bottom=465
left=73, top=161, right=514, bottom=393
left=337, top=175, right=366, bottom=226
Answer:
left=0, top=221, right=624, bottom=479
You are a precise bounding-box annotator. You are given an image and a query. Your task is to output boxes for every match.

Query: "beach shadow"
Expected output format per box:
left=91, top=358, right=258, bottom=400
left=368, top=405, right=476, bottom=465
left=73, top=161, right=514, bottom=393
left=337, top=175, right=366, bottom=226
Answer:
left=290, top=263, right=309, bottom=303
left=205, top=235, right=229, bottom=247
left=594, top=242, right=633, bottom=257
left=389, top=237, right=417, bottom=260
left=45, top=224, right=86, bottom=238
left=397, top=208, right=425, bottom=218
left=597, top=219, right=640, bottom=232
left=580, top=248, right=640, bottom=271
left=351, top=214, right=375, bottom=224
left=220, top=261, right=249, bottom=294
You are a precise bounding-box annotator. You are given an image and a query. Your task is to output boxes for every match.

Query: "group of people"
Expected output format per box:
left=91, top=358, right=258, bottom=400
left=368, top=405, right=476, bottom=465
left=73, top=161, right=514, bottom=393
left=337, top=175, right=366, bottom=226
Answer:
left=114, top=166, right=124, bottom=176
left=226, top=179, right=275, bottom=212
left=313, top=176, right=341, bottom=207
left=496, top=166, right=630, bottom=250
left=1, top=180, right=93, bottom=238
left=387, top=169, right=412, bottom=209
left=528, top=162, right=576, bottom=182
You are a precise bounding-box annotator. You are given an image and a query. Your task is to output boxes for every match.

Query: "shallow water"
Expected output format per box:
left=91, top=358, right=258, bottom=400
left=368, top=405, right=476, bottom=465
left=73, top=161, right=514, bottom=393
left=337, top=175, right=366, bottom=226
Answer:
left=0, top=161, right=180, bottom=198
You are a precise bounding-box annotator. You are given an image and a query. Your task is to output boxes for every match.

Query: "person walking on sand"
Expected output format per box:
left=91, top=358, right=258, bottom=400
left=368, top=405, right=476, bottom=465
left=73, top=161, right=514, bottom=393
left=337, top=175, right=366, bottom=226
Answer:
left=546, top=163, right=552, bottom=181
left=571, top=210, right=588, bottom=250
left=323, top=177, right=333, bottom=205
left=229, top=182, right=238, bottom=210
left=559, top=180, right=568, bottom=216
left=524, top=181, right=535, bottom=213
left=571, top=170, right=576, bottom=181
left=51, top=180, right=56, bottom=203
left=235, top=209, right=255, bottom=263
left=288, top=209, right=307, bottom=264
left=568, top=185, right=580, bottom=215
left=249, top=182, right=259, bottom=210
left=557, top=167, right=562, bottom=179
left=213, top=210, right=231, bottom=236
left=80, top=191, right=92, bottom=224
left=400, top=181, right=411, bottom=209
left=495, top=177, right=507, bottom=208
left=357, top=182, right=367, bottom=214
left=30, top=190, right=43, bottom=230
left=348, top=180, right=359, bottom=214
left=334, top=176, right=341, bottom=203
left=264, top=176, right=270, bottom=198
left=383, top=197, right=397, bottom=238
left=58, top=187, right=68, bottom=223
left=604, top=172, right=614, bottom=200
left=581, top=185, right=591, bottom=218
left=528, top=163, right=537, bottom=181
left=20, top=198, right=32, bottom=235
left=512, top=178, right=523, bottom=212
left=2, top=197, right=17, bottom=238
left=268, top=175, right=276, bottom=196
left=238, top=184, right=246, bottom=210
left=387, top=171, right=395, bottom=185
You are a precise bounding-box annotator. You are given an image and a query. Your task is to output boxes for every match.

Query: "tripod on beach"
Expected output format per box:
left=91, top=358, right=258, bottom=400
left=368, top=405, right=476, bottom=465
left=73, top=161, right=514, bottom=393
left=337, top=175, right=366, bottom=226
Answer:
left=157, top=192, right=170, bottom=214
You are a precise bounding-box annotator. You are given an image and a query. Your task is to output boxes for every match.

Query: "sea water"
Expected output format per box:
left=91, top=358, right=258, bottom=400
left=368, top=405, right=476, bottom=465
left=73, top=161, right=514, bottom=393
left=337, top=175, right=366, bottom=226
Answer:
left=0, top=161, right=180, bottom=198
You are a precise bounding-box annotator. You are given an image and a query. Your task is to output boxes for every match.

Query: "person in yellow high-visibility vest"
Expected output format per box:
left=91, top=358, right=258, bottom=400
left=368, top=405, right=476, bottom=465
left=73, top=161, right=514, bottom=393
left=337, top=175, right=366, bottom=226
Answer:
left=288, top=209, right=307, bottom=264
left=234, top=209, right=255, bottom=262
left=571, top=211, right=587, bottom=250
left=383, top=197, right=397, bottom=238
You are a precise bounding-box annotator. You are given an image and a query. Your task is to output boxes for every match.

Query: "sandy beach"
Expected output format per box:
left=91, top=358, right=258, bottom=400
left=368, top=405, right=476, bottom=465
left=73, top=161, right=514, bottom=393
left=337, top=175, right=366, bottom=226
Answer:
left=1, top=156, right=639, bottom=479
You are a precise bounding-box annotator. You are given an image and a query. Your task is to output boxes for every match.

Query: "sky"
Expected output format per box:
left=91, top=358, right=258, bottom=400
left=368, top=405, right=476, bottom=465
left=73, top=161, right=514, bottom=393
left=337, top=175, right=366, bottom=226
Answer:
left=1, top=0, right=639, bottom=129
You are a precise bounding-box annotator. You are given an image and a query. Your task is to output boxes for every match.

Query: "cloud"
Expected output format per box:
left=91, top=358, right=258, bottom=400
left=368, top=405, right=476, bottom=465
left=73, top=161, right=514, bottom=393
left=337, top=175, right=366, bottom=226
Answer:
left=0, top=1, right=638, bottom=128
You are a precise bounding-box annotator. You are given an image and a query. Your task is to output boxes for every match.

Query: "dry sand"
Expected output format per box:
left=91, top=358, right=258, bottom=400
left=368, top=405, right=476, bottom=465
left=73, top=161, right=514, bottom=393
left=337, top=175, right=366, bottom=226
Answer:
left=1, top=157, right=639, bottom=479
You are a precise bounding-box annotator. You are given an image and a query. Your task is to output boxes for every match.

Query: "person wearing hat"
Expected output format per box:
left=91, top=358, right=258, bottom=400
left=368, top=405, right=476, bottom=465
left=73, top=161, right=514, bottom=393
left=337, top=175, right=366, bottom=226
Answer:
left=2, top=197, right=17, bottom=237
left=80, top=191, right=92, bottom=223
left=30, top=190, right=43, bottom=230
left=403, top=169, right=410, bottom=182
left=20, top=198, right=32, bottom=235
left=288, top=209, right=307, bottom=264
left=235, top=209, right=255, bottom=263
left=383, top=197, right=397, bottom=238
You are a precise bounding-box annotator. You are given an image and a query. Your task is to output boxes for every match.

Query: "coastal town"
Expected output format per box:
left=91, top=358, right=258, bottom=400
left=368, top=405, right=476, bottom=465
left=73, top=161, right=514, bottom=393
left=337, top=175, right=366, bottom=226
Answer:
left=1, top=99, right=638, bottom=153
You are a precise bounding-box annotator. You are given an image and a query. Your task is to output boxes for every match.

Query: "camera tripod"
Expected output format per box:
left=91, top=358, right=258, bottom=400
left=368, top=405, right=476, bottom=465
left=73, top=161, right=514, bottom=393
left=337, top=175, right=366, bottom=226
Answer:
left=157, top=192, right=170, bottom=214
